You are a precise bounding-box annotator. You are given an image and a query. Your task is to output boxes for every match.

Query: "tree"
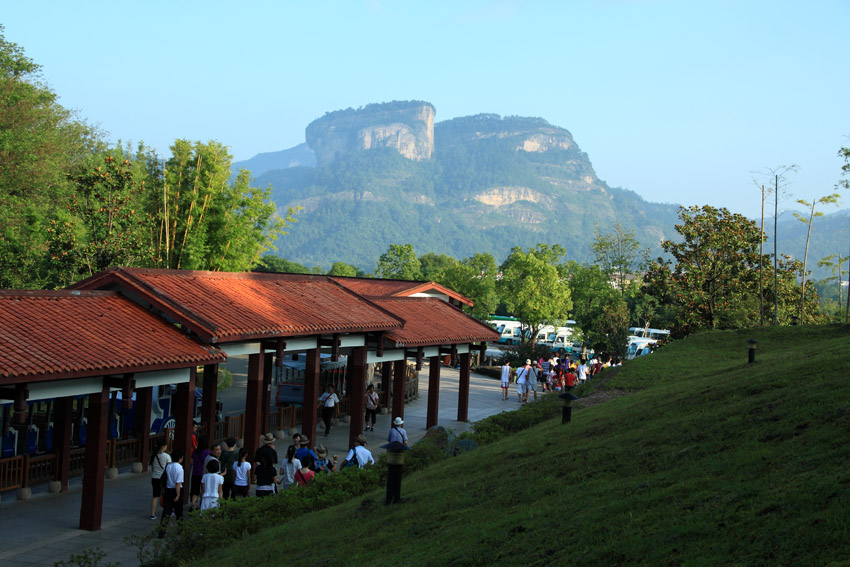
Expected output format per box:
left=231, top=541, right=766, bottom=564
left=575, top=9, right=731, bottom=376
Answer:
left=838, top=146, right=850, bottom=321
left=419, top=252, right=455, bottom=281
left=592, top=223, right=642, bottom=295
left=254, top=255, right=311, bottom=274
left=793, top=193, right=840, bottom=322
left=642, top=206, right=765, bottom=334
left=817, top=253, right=847, bottom=316
left=327, top=261, right=360, bottom=277
left=564, top=262, right=629, bottom=358
left=437, top=253, right=499, bottom=319
left=0, top=26, right=99, bottom=288
left=375, top=243, right=422, bottom=280
left=45, top=148, right=153, bottom=286
left=148, top=140, right=297, bottom=272
left=497, top=246, right=572, bottom=344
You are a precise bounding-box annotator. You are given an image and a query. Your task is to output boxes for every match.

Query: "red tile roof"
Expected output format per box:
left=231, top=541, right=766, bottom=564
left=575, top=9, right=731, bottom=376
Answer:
left=331, top=277, right=473, bottom=306
left=71, top=268, right=403, bottom=343
left=371, top=298, right=500, bottom=347
left=0, top=290, right=224, bottom=383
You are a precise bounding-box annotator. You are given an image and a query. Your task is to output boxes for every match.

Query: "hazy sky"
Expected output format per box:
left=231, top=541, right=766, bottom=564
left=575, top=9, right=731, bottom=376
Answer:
left=3, top=1, right=848, bottom=218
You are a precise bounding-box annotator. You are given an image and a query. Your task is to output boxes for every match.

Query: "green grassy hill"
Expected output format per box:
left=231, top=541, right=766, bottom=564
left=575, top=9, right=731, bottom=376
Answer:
left=177, top=325, right=849, bottom=566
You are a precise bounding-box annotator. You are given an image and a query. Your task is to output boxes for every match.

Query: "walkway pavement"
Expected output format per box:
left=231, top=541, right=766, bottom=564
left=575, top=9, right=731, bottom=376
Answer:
left=0, top=364, right=516, bottom=567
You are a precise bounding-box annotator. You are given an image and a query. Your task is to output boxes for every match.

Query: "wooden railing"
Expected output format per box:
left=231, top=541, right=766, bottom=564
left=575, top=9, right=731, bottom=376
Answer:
left=1, top=374, right=423, bottom=492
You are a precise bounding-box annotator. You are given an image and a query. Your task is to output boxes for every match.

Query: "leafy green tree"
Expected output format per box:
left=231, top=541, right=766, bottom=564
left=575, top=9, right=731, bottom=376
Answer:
left=592, top=223, right=643, bottom=295
left=437, top=253, right=499, bottom=319
left=327, top=261, right=361, bottom=277
left=419, top=252, right=455, bottom=281
left=563, top=262, right=628, bottom=358
left=254, top=254, right=310, bottom=274
left=45, top=149, right=153, bottom=286
left=642, top=206, right=765, bottom=333
left=375, top=243, right=422, bottom=280
left=149, top=140, right=297, bottom=272
left=497, top=246, right=572, bottom=343
left=837, top=146, right=850, bottom=321
left=0, top=26, right=99, bottom=288
left=817, top=253, right=847, bottom=316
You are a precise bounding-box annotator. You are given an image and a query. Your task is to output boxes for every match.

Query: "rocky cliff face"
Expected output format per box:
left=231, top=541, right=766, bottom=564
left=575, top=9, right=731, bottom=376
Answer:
left=305, top=101, right=435, bottom=166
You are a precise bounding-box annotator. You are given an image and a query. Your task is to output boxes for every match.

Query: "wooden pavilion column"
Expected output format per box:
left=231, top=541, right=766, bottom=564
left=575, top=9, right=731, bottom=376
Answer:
left=244, top=353, right=264, bottom=460
left=79, top=384, right=109, bottom=531
left=302, top=347, right=320, bottom=448
left=172, top=368, right=196, bottom=482
left=457, top=351, right=471, bottom=422
left=426, top=355, right=441, bottom=429
left=347, top=346, right=367, bottom=448
left=381, top=361, right=392, bottom=408
left=392, top=359, right=406, bottom=421
left=134, top=387, right=153, bottom=471
left=201, top=364, right=218, bottom=441
left=262, top=353, right=273, bottom=434
left=53, top=396, right=74, bottom=492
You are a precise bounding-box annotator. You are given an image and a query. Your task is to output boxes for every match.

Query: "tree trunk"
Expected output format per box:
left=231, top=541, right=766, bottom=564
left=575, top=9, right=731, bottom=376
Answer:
left=799, top=201, right=815, bottom=323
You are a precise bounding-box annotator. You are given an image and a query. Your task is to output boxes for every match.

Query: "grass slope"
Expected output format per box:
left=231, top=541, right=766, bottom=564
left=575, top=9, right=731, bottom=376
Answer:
left=184, top=325, right=850, bottom=566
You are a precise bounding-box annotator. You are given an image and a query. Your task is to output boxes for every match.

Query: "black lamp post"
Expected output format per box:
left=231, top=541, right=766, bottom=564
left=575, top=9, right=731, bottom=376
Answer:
left=748, top=339, right=758, bottom=364
left=381, top=441, right=411, bottom=505
left=558, top=391, right=578, bottom=424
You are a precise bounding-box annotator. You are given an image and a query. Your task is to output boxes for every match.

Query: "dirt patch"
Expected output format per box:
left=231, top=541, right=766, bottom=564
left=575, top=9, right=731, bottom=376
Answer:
left=573, top=366, right=634, bottom=409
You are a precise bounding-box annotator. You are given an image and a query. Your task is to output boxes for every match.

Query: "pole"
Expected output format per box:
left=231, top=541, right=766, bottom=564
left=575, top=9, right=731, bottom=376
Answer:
left=773, top=174, right=779, bottom=325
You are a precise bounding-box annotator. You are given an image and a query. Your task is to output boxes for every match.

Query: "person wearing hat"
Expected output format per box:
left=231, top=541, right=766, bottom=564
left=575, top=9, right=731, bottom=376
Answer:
left=340, top=434, right=374, bottom=469
left=313, top=445, right=336, bottom=473
left=387, top=416, right=408, bottom=445
left=255, top=432, right=278, bottom=473
left=295, top=435, right=317, bottom=466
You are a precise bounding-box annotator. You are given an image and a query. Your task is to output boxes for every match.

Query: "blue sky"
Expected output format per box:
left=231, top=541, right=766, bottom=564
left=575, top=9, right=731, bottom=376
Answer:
left=3, top=0, right=848, bottom=218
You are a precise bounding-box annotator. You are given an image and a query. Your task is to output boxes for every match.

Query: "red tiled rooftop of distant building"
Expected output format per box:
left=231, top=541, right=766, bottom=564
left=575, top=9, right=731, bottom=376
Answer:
left=71, top=268, right=403, bottom=343
left=371, top=297, right=500, bottom=347
left=0, top=290, right=224, bottom=382
left=331, top=277, right=473, bottom=306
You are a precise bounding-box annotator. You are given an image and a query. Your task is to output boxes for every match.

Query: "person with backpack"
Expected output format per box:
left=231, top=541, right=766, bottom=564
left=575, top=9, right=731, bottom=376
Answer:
left=313, top=445, right=336, bottom=473
left=149, top=440, right=171, bottom=520
left=340, top=434, right=374, bottom=469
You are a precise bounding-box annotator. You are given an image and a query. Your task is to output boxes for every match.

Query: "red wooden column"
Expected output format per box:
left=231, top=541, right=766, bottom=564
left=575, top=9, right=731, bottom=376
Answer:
left=426, top=355, right=441, bottom=429
left=134, top=387, right=153, bottom=471
left=201, top=364, right=218, bottom=441
left=79, top=384, right=109, bottom=531
left=54, top=396, right=74, bottom=492
left=261, top=353, right=273, bottom=434
left=381, top=361, right=392, bottom=408
left=302, top=347, right=320, bottom=448
left=392, top=359, right=406, bottom=421
left=457, top=351, right=471, bottom=422
left=244, top=353, right=264, bottom=459
left=347, top=346, right=367, bottom=448
left=173, top=368, right=196, bottom=482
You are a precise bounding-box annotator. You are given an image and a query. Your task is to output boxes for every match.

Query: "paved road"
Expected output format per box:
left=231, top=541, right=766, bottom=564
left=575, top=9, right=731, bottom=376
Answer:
left=0, top=364, right=518, bottom=567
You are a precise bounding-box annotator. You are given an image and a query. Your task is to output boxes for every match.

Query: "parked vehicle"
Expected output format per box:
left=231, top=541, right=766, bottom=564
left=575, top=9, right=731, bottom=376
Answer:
left=626, top=336, right=657, bottom=360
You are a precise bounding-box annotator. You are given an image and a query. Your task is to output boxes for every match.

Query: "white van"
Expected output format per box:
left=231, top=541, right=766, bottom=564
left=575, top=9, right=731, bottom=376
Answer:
left=626, top=336, right=657, bottom=360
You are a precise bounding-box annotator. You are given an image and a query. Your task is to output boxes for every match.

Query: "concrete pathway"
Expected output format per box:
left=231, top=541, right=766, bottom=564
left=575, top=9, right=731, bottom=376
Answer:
left=0, top=364, right=517, bottom=567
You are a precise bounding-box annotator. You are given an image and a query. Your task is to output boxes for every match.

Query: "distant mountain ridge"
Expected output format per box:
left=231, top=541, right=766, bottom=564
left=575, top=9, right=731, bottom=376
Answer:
left=234, top=101, right=846, bottom=278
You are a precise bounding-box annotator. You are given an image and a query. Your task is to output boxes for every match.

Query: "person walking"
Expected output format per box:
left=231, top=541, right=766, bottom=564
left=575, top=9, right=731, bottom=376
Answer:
left=294, top=454, right=315, bottom=487
left=340, top=434, right=374, bottom=469
left=279, top=444, right=302, bottom=490
left=255, top=433, right=278, bottom=469
left=158, top=450, right=185, bottom=538
left=365, top=384, right=380, bottom=431
left=200, top=459, right=224, bottom=511
left=149, top=440, right=171, bottom=519
left=219, top=437, right=238, bottom=500
left=526, top=361, right=540, bottom=402
left=254, top=453, right=278, bottom=497
left=318, top=384, right=339, bottom=436
left=190, top=435, right=210, bottom=511
left=516, top=360, right=529, bottom=403
left=388, top=417, right=408, bottom=445
left=313, top=445, right=336, bottom=473
left=232, top=448, right=251, bottom=499
left=500, top=360, right=512, bottom=400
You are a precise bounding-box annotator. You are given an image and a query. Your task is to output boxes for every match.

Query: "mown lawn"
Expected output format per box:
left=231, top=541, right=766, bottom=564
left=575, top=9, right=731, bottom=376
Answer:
left=175, top=324, right=850, bottom=567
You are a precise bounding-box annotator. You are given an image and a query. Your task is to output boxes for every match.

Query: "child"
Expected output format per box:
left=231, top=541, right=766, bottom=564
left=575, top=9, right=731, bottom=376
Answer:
left=232, top=448, right=251, bottom=499
left=294, top=454, right=315, bottom=487
left=200, top=459, right=224, bottom=510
